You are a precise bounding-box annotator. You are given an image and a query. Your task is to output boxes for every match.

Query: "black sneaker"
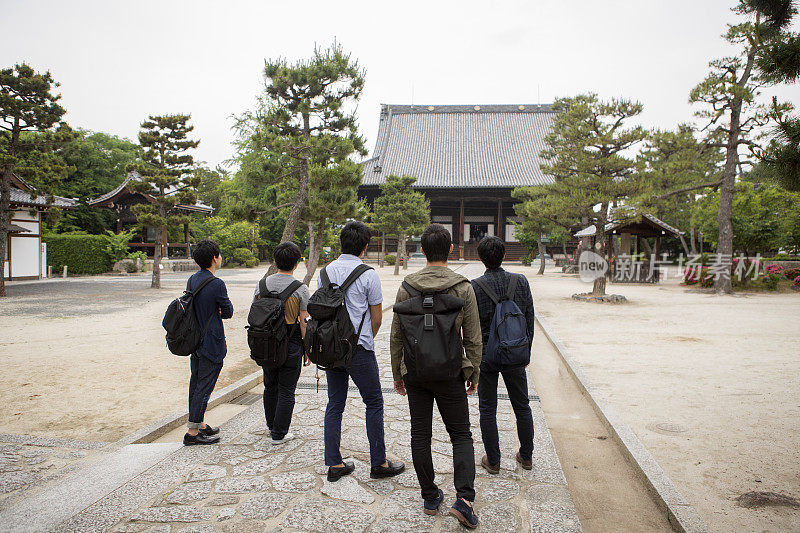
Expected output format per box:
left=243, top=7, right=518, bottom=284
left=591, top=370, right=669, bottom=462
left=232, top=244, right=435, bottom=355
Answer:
left=327, top=462, right=355, bottom=482
left=200, top=425, right=220, bottom=436
left=183, top=432, right=220, bottom=446
left=424, top=488, right=444, bottom=516
left=370, top=460, right=405, bottom=479
left=449, top=497, right=478, bottom=529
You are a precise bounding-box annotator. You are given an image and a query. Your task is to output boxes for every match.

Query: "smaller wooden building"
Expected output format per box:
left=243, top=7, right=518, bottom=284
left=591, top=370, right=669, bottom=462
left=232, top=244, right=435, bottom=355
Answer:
left=88, top=171, right=213, bottom=257
left=574, top=213, right=683, bottom=283
left=2, top=174, right=76, bottom=280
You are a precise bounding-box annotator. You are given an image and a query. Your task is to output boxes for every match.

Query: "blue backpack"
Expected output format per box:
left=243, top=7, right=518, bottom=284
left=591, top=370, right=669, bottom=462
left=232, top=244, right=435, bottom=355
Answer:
left=473, top=274, right=530, bottom=367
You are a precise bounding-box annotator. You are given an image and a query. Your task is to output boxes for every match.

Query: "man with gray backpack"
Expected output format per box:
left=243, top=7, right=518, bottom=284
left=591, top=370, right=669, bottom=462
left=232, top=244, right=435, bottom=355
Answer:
left=471, top=236, right=535, bottom=476
left=391, top=224, right=483, bottom=528
left=306, top=221, right=404, bottom=482
left=247, top=241, right=310, bottom=445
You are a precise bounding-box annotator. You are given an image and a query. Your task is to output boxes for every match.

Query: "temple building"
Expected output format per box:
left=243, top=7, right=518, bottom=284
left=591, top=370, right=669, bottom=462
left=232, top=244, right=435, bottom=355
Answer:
left=358, top=104, right=556, bottom=260
left=88, top=171, right=213, bottom=257
left=2, top=174, right=76, bottom=280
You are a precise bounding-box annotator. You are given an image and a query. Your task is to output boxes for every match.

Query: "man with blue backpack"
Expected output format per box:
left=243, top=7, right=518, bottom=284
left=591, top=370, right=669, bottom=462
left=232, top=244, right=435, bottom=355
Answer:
left=471, top=236, right=535, bottom=475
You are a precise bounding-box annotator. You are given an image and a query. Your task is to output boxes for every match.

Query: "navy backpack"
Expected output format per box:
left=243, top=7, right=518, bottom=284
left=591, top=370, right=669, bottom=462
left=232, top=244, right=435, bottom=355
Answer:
left=473, top=274, right=530, bottom=367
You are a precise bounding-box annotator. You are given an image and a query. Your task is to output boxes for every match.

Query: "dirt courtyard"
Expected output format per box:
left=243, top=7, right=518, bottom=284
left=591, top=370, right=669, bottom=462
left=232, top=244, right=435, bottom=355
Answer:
left=513, top=263, right=800, bottom=533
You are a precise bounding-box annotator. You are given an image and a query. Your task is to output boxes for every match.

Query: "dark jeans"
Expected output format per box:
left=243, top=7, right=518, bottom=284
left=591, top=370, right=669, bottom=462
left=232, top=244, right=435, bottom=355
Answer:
left=263, top=340, right=303, bottom=440
left=188, top=353, right=224, bottom=429
left=405, top=375, right=476, bottom=502
left=324, top=346, right=386, bottom=467
left=478, top=362, right=534, bottom=465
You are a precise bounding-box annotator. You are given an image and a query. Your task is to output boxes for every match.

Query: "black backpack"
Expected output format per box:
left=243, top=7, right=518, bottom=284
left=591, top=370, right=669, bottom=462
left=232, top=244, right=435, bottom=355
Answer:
left=162, top=275, right=216, bottom=356
left=392, top=280, right=466, bottom=381
left=304, top=264, right=372, bottom=370
left=246, top=278, right=303, bottom=368
left=473, top=274, right=530, bottom=367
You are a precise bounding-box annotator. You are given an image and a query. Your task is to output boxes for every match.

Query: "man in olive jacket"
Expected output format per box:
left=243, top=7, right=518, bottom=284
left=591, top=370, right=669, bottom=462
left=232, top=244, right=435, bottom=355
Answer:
left=390, top=223, right=483, bottom=528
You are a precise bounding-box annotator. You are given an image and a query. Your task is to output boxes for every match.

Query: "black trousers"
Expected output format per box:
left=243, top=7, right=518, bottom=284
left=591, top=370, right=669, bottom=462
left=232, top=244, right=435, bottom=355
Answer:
left=478, top=362, right=534, bottom=465
left=405, top=375, right=476, bottom=502
left=188, top=353, right=223, bottom=429
left=262, top=340, right=303, bottom=440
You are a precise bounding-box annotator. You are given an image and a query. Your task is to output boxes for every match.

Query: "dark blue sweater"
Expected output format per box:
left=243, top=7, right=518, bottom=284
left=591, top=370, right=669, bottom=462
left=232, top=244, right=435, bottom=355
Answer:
left=189, top=269, right=234, bottom=363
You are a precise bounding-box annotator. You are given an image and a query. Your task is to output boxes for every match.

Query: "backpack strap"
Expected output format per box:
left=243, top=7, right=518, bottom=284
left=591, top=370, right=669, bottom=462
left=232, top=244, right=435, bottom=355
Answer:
left=258, top=277, right=269, bottom=299
left=401, top=281, right=420, bottom=298
left=473, top=277, right=500, bottom=305
left=339, top=263, right=372, bottom=291
left=505, top=274, right=520, bottom=301
left=189, top=274, right=216, bottom=296
left=278, top=280, right=303, bottom=303
left=320, top=266, right=331, bottom=288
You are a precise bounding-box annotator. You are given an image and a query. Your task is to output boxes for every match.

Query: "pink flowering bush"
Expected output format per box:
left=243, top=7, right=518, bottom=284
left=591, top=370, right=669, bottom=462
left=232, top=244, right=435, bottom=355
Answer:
left=782, top=267, right=800, bottom=280
left=684, top=266, right=713, bottom=288
left=765, top=264, right=783, bottom=276
left=794, top=275, right=800, bottom=289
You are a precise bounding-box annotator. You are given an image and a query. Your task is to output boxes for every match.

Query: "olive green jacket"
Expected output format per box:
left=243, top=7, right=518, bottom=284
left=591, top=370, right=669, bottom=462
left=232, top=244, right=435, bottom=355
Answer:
left=390, top=265, right=483, bottom=385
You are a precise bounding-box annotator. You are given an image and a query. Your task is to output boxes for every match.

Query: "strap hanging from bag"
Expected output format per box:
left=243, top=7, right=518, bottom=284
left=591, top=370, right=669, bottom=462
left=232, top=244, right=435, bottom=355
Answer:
left=473, top=277, right=500, bottom=305
left=277, top=280, right=303, bottom=302
left=505, top=274, right=519, bottom=301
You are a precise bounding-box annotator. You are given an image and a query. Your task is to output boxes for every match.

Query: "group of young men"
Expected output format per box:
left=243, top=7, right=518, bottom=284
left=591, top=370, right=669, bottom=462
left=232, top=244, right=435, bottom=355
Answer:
left=183, top=222, right=535, bottom=529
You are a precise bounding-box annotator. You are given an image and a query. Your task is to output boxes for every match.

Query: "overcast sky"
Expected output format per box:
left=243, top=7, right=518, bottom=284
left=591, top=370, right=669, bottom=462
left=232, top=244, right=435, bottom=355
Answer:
left=2, top=0, right=797, bottom=169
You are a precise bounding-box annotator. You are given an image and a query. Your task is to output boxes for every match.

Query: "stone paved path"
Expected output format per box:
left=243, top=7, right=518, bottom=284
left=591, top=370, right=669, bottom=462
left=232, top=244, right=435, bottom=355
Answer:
left=2, top=263, right=582, bottom=532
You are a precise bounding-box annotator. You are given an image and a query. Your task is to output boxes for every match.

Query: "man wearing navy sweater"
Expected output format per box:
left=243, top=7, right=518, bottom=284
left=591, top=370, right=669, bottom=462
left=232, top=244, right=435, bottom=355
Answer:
left=185, top=239, right=234, bottom=445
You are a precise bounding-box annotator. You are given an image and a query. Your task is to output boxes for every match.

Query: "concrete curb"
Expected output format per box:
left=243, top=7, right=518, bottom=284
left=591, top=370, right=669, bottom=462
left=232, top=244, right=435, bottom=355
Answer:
left=114, top=369, right=264, bottom=446
left=536, top=313, right=709, bottom=533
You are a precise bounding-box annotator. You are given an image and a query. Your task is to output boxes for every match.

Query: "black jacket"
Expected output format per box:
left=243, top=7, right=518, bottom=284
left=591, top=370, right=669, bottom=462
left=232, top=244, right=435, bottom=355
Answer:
left=189, top=269, right=234, bottom=363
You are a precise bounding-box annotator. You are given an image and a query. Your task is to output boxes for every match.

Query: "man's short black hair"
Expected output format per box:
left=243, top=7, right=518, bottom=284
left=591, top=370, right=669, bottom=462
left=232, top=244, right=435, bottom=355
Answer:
left=340, top=221, right=372, bottom=256
left=193, top=239, right=221, bottom=269
left=477, top=236, right=505, bottom=269
left=421, top=223, right=451, bottom=262
left=273, top=241, right=301, bottom=271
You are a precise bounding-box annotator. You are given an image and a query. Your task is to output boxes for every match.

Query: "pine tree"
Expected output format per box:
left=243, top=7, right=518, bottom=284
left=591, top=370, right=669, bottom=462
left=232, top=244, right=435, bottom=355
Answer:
left=303, top=160, right=366, bottom=285
left=242, top=42, right=365, bottom=275
left=0, top=63, right=67, bottom=297
left=537, top=94, right=647, bottom=296
left=372, top=175, right=430, bottom=276
left=129, top=114, right=200, bottom=289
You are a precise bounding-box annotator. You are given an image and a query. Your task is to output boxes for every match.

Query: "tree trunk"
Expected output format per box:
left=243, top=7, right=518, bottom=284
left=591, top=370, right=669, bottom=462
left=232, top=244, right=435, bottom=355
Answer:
left=151, top=225, right=163, bottom=289
left=303, top=219, right=325, bottom=286
left=402, top=234, right=408, bottom=270
left=270, top=113, right=313, bottom=276
left=537, top=234, right=546, bottom=275
left=591, top=206, right=608, bottom=296
left=689, top=226, right=697, bottom=255
left=306, top=221, right=314, bottom=265
left=715, top=47, right=754, bottom=295
left=0, top=166, right=11, bottom=298
left=561, top=241, right=567, bottom=261
left=641, top=238, right=653, bottom=257
left=679, top=234, right=691, bottom=257
left=394, top=232, right=404, bottom=276
left=379, top=232, right=385, bottom=268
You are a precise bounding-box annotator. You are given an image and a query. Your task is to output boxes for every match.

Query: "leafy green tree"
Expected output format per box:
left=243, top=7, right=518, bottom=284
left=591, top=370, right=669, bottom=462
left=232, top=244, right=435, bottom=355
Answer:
left=512, top=186, right=574, bottom=275
left=129, top=114, right=200, bottom=288
left=537, top=94, right=647, bottom=295
left=191, top=215, right=264, bottom=267
left=236, top=42, right=366, bottom=274
left=689, top=3, right=792, bottom=293
left=372, top=175, right=430, bottom=276
left=303, top=160, right=365, bottom=284
left=0, top=63, right=67, bottom=297
left=635, top=125, right=724, bottom=255
left=694, top=182, right=800, bottom=255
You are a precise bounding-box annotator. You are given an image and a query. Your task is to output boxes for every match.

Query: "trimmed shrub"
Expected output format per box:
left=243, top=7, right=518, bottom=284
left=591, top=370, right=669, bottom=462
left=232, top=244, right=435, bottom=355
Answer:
left=229, top=247, right=257, bottom=267
left=764, top=263, right=783, bottom=276
left=44, top=234, right=111, bottom=275
left=384, top=254, right=396, bottom=266
left=793, top=275, right=800, bottom=290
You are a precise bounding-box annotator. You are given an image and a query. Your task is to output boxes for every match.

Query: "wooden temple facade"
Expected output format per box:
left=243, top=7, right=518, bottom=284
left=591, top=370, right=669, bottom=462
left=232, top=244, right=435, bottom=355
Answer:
left=358, top=104, right=558, bottom=260
left=88, top=171, right=213, bottom=257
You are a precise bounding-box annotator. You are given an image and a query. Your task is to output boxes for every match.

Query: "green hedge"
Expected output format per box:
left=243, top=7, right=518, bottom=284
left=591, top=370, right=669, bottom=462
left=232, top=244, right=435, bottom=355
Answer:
left=44, top=235, right=111, bottom=275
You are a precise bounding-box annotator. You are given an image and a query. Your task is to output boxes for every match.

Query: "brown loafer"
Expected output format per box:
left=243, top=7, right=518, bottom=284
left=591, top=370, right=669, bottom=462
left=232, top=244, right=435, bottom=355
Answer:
left=481, top=454, right=500, bottom=475
left=516, top=451, right=532, bottom=470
